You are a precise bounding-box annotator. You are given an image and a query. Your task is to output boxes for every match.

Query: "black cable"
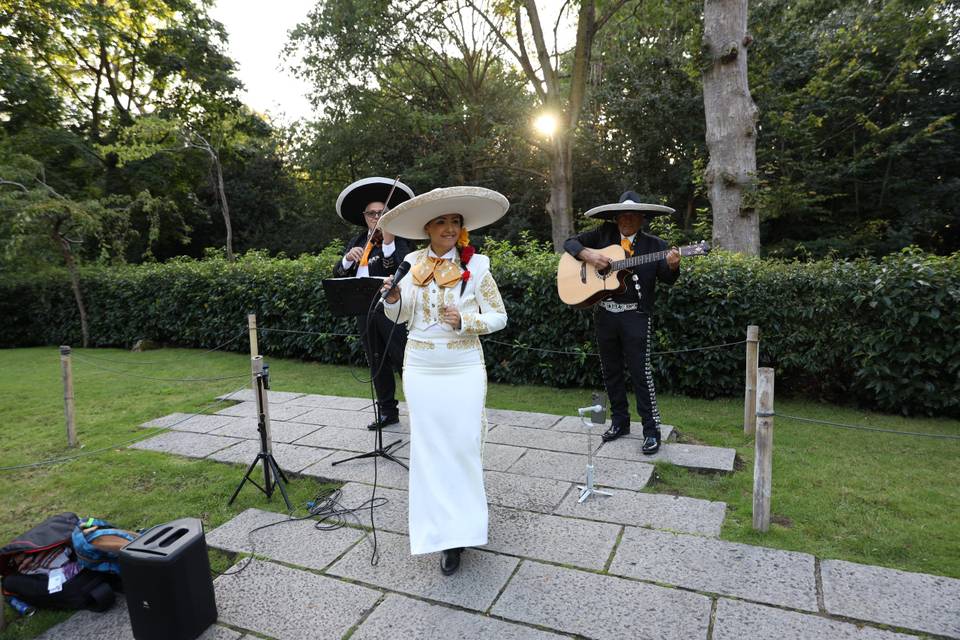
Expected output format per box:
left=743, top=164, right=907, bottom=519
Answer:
left=72, top=330, right=248, bottom=366
left=480, top=337, right=747, bottom=357
left=776, top=413, right=960, bottom=440
left=0, top=398, right=232, bottom=472
left=211, top=487, right=388, bottom=578
left=259, top=327, right=360, bottom=338
left=71, top=354, right=249, bottom=382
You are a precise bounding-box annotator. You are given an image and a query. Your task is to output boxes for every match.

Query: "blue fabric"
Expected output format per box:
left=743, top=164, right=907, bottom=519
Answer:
left=71, top=519, right=136, bottom=575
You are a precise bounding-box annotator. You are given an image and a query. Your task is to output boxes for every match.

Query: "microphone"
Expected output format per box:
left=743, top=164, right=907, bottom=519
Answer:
left=590, top=392, right=607, bottom=424
left=376, top=260, right=412, bottom=307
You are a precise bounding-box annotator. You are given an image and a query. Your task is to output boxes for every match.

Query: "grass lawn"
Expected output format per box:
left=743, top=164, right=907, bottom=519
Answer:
left=1, top=346, right=958, bottom=637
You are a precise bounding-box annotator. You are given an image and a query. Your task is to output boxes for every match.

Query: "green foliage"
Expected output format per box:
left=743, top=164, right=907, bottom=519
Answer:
left=3, top=244, right=957, bottom=417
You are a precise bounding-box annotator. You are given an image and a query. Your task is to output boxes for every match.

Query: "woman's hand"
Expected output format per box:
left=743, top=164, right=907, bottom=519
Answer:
left=381, top=276, right=400, bottom=304
left=441, top=305, right=461, bottom=330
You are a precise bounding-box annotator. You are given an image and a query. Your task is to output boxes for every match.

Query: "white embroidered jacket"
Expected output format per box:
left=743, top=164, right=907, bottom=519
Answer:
left=383, top=248, right=508, bottom=343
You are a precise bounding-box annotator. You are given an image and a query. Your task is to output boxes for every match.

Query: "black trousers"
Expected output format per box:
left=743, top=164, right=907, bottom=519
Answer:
left=358, top=309, right=406, bottom=418
left=595, top=308, right=662, bottom=438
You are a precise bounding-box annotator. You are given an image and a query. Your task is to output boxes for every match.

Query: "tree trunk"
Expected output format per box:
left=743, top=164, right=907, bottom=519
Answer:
left=702, top=0, right=759, bottom=255
left=546, top=134, right=574, bottom=251
left=56, top=233, right=89, bottom=348
left=208, top=149, right=235, bottom=261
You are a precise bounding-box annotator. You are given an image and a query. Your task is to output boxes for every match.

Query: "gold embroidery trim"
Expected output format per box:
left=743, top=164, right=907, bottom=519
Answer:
left=479, top=272, right=505, bottom=313
left=446, top=337, right=480, bottom=350
left=407, top=339, right=435, bottom=351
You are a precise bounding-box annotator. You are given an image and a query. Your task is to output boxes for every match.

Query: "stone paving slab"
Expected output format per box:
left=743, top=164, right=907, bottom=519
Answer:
left=218, top=388, right=304, bottom=403
left=207, top=439, right=336, bottom=473
left=484, top=470, right=572, bottom=513
left=285, top=393, right=374, bottom=410
left=327, top=529, right=519, bottom=611
left=610, top=526, right=817, bottom=611
left=339, top=481, right=410, bottom=533
left=352, top=594, right=567, bottom=640
left=480, top=442, right=527, bottom=471
left=208, top=417, right=321, bottom=443
left=290, top=406, right=380, bottom=429
left=822, top=559, right=960, bottom=638
left=597, top=440, right=735, bottom=471
left=301, top=451, right=410, bottom=490
left=130, top=431, right=241, bottom=458
left=486, top=425, right=592, bottom=455
left=214, top=559, right=381, bottom=640
left=294, top=425, right=406, bottom=453
left=713, top=598, right=919, bottom=640
left=486, top=505, right=620, bottom=570
left=485, top=408, right=562, bottom=429
left=554, top=489, right=726, bottom=537
left=141, top=412, right=236, bottom=433
left=506, top=449, right=654, bottom=491
left=36, top=596, right=242, bottom=640
left=206, top=507, right=365, bottom=570
left=551, top=417, right=676, bottom=442
left=491, top=560, right=712, bottom=640
left=216, top=401, right=312, bottom=422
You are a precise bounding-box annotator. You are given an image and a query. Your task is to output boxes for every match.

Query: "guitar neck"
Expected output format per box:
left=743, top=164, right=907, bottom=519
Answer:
left=611, top=249, right=671, bottom=271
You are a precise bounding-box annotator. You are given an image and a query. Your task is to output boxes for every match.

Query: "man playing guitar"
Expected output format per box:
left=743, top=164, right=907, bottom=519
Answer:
left=563, top=191, right=680, bottom=454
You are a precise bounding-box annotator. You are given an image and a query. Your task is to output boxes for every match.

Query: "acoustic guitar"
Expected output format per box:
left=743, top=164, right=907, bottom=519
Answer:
left=557, top=241, right=710, bottom=307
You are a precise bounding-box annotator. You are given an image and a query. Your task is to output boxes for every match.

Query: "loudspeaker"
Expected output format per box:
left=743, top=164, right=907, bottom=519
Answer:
left=119, top=518, right=217, bottom=640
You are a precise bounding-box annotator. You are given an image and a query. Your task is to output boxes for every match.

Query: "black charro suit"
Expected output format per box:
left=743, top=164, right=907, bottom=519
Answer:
left=564, top=222, right=679, bottom=438
left=334, top=230, right=413, bottom=419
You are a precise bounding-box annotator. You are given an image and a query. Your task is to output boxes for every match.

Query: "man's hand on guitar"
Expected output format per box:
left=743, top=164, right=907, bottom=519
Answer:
left=666, top=247, right=681, bottom=271
left=578, top=248, right=612, bottom=270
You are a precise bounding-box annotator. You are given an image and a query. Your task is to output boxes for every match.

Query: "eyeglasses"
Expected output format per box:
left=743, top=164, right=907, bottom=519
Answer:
left=363, top=209, right=384, bottom=217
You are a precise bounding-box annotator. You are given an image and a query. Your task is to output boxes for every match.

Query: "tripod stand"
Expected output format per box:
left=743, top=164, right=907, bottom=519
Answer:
left=228, top=356, right=292, bottom=510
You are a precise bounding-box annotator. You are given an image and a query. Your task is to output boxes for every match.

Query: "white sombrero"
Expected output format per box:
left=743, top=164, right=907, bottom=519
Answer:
left=336, top=177, right=415, bottom=227
left=377, top=186, right=509, bottom=240
left=584, top=190, right=675, bottom=220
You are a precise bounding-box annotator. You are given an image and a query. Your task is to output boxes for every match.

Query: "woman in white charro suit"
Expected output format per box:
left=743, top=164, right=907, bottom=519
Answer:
left=378, top=186, right=508, bottom=575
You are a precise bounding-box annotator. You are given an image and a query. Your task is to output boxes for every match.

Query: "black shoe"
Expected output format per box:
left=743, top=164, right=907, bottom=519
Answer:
left=367, top=414, right=400, bottom=430
left=641, top=436, right=661, bottom=455
left=440, top=548, right=463, bottom=576
left=601, top=424, right=630, bottom=442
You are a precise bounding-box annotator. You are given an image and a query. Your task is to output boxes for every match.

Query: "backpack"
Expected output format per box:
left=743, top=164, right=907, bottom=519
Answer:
left=0, top=513, right=132, bottom=612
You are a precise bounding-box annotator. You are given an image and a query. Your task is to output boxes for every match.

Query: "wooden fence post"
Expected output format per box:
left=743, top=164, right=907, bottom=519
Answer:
left=59, top=345, right=78, bottom=448
left=247, top=313, right=259, bottom=359
left=744, top=325, right=759, bottom=435
left=753, top=367, right=774, bottom=532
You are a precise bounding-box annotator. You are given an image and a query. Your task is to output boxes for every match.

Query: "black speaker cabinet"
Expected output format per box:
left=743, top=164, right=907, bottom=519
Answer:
left=119, top=518, right=218, bottom=640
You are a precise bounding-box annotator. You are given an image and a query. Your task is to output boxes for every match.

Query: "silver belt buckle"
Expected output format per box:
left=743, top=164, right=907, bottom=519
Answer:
left=599, top=300, right=637, bottom=313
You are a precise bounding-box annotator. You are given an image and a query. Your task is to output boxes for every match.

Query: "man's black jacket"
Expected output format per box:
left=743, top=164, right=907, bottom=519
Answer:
left=564, top=222, right=679, bottom=313
left=332, top=230, right=413, bottom=279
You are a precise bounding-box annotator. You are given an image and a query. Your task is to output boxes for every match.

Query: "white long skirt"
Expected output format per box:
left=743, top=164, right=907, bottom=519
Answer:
left=403, top=340, right=488, bottom=555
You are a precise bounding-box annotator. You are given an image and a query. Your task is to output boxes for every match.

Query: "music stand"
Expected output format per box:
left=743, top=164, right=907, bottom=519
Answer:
left=320, top=277, right=408, bottom=470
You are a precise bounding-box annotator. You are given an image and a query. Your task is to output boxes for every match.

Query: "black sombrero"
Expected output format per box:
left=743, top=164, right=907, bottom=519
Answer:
left=335, top=177, right=415, bottom=226
left=583, top=190, right=675, bottom=220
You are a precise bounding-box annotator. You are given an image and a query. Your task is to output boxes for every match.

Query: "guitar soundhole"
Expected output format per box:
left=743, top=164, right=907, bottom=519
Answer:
left=596, top=267, right=610, bottom=279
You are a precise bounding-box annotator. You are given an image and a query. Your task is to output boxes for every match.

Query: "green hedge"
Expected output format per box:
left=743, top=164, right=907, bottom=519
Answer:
left=4, top=242, right=958, bottom=417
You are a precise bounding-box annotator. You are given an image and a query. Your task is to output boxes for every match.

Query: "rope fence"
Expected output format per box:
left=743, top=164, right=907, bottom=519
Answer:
left=4, top=319, right=955, bottom=478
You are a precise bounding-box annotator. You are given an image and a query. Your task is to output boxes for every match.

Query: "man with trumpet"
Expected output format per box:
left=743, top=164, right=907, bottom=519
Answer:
left=563, top=191, right=680, bottom=454
left=333, top=177, right=415, bottom=430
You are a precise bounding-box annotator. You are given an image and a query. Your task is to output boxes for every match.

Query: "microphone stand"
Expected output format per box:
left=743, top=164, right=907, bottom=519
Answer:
left=577, top=394, right=613, bottom=503
left=332, top=192, right=409, bottom=471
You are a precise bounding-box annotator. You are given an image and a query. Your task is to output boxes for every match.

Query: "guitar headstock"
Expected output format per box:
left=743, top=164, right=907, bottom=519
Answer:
left=679, top=241, right=711, bottom=257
